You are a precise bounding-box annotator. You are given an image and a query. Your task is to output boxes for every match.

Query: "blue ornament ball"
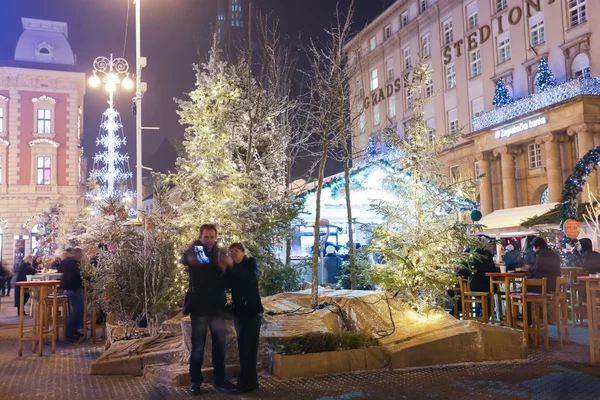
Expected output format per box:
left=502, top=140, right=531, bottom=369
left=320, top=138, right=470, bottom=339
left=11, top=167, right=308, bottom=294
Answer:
left=471, top=209, right=482, bottom=222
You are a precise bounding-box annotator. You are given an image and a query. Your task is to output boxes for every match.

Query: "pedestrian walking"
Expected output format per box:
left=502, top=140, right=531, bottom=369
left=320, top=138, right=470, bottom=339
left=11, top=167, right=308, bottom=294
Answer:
left=60, top=248, right=84, bottom=341
left=181, top=224, right=234, bottom=395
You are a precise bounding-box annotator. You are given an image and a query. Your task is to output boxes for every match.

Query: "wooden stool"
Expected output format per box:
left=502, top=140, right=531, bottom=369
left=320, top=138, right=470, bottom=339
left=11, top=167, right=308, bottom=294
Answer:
left=458, top=277, right=489, bottom=323
left=510, top=278, right=549, bottom=350
left=566, top=270, right=587, bottom=326
left=45, top=294, right=69, bottom=342
left=91, top=301, right=107, bottom=344
left=84, top=293, right=106, bottom=343
left=16, top=280, right=60, bottom=357
left=547, top=276, right=570, bottom=347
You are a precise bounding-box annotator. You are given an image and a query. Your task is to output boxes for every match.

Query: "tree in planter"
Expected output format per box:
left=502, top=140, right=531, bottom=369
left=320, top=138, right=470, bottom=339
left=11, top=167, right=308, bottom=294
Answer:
left=368, top=56, right=483, bottom=313
left=168, top=21, right=304, bottom=300
left=304, top=2, right=361, bottom=304
left=535, top=58, right=556, bottom=93
left=492, top=78, right=512, bottom=108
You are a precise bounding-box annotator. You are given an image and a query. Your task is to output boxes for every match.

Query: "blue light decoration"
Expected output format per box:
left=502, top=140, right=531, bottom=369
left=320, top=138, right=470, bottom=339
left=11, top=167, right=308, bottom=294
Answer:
left=473, top=77, right=600, bottom=132
left=535, top=58, right=556, bottom=93
left=560, top=146, right=600, bottom=244
left=492, top=78, right=513, bottom=108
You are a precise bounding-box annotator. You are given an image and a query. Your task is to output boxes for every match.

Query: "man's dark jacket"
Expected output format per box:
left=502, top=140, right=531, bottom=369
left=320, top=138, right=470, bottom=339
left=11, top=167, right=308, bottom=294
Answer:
left=227, top=256, right=264, bottom=317
left=181, top=240, right=227, bottom=316
left=504, top=250, right=522, bottom=271
left=60, top=257, right=83, bottom=291
left=468, top=249, right=497, bottom=293
left=528, top=249, right=561, bottom=292
left=579, top=239, right=600, bottom=273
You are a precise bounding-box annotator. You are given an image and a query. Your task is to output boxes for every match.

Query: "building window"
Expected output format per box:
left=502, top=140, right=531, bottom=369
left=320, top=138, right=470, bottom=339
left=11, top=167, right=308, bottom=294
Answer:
left=370, top=36, right=376, bottom=51
left=495, top=0, right=507, bottom=13
left=446, top=64, right=456, bottom=89
left=357, top=79, right=364, bottom=98
left=467, top=2, right=478, bottom=30
left=384, top=24, right=392, bottom=41
left=403, top=47, right=411, bottom=69
left=420, top=0, right=429, bottom=13
left=470, top=49, right=482, bottom=77
left=530, top=14, right=545, bottom=47
left=388, top=95, right=396, bottom=118
left=427, top=118, right=435, bottom=142
left=443, top=19, right=453, bottom=45
left=572, top=53, right=591, bottom=78
left=402, top=11, right=409, bottom=26
left=371, top=68, right=379, bottom=91
left=472, top=97, right=484, bottom=119
left=450, top=165, right=460, bottom=182
left=426, top=77, right=434, bottom=98
left=528, top=143, right=542, bottom=169
left=373, top=103, right=380, bottom=126
left=0, top=106, right=4, bottom=133
left=386, top=58, right=394, bottom=81
left=37, top=156, right=51, bottom=185
left=474, top=161, right=480, bottom=179
left=37, top=109, right=52, bottom=134
left=540, top=187, right=549, bottom=204
left=0, top=155, right=2, bottom=184
left=497, top=34, right=511, bottom=64
left=448, top=109, right=459, bottom=134
left=569, top=0, right=587, bottom=28
left=422, top=34, right=431, bottom=57
left=406, top=89, right=413, bottom=109
left=359, top=113, right=366, bottom=133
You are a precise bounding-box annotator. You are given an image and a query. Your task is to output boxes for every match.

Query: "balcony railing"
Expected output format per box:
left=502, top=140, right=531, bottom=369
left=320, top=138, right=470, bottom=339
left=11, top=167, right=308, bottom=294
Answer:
left=472, top=77, right=600, bottom=132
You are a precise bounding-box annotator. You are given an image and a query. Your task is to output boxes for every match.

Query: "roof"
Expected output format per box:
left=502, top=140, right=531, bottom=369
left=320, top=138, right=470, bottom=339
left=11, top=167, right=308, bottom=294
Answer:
left=14, top=18, right=76, bottom=66
left=477, top=203, right=560, bottom=237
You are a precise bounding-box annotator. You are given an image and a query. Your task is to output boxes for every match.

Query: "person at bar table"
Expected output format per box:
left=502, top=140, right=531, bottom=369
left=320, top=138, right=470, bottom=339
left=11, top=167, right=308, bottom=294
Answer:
left=14, top=255, right=36, bottom=316
left=578, top=238, right=600, bottom=274
left=523, top=237, right=561, bottom=293
left=503, top=245, right=522, bottom=272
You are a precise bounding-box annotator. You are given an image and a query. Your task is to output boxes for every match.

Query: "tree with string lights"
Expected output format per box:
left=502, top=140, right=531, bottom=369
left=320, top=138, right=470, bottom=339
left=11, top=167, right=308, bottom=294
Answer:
left=535, top=58, right=556, bottom=93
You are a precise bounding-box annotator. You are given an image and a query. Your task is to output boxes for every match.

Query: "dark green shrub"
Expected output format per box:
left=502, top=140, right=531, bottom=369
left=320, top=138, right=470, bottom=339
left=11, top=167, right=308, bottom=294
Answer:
left=277, top=331, right=376, bottom=355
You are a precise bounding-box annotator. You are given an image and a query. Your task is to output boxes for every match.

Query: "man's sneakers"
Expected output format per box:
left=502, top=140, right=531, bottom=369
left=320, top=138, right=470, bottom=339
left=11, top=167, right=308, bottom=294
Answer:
left=214, top=380, right=236, bottom=391
left=189, top=380, right=235, bottom=395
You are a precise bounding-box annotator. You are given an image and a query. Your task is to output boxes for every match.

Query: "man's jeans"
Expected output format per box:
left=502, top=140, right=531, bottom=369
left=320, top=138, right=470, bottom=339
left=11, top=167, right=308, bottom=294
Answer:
left=189, top=315, right=227, bottom=385
left=66, top=290, right=84, bottom=338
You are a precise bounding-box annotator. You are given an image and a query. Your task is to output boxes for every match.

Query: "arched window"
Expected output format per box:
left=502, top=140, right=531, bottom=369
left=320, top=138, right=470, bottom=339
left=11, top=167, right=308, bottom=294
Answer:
left=572, top=53, right=591, bottom=78
left=39, top=47, right=50, bottom=54
left=30, top=223, right=44, bottom=253
left=540, top=187, right=549, bottom=204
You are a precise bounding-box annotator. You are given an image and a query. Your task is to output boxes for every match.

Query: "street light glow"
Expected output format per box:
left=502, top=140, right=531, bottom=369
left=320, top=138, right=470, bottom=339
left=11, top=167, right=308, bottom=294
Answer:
left=122, top=75, right=134, bottom=89
left=105, top=81, right=117, bottom=93
left=88, top=73, right=100, bottom=87
left=106, top=73, right=119, bottom=84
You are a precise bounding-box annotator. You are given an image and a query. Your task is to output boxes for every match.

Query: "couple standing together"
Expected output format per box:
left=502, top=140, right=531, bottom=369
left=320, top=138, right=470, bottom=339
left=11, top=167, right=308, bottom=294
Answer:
left=181, top=224, right=264, bottom=395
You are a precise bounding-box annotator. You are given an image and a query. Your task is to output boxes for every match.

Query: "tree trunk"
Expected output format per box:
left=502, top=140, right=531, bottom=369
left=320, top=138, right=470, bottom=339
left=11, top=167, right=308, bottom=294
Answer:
left=311, top=135, right=329, bottom=307
left=338, top=82, right=356, bottom=290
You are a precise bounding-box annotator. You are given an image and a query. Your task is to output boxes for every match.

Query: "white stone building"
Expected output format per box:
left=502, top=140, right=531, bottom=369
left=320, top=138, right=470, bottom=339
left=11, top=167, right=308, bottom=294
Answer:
left=0, top=18, right=86, bottom=269
left=346, top=0, right=600, bottom=236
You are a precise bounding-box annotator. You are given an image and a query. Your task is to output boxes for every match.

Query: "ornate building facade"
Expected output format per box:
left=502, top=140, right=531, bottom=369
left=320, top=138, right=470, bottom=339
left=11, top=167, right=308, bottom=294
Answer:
left=346, top=0, right=599, bottom=230
left=0, top=18, right=86, bottom=268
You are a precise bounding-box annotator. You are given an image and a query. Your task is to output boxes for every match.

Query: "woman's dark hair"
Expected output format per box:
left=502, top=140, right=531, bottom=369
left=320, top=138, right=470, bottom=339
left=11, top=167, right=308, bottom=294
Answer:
left=531, top=237, right=548, bottom=250
left=228, top=242, right=245, bottom=252
left=199, top=224, right=218, bottom=236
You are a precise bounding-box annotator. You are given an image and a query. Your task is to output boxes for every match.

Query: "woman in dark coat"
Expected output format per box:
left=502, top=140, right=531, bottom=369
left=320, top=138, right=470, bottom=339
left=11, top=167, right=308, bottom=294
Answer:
left=525, top=237, right=561, bottom=292
left=14, top=255, right=36, bottom=315
left=226, top=243, right=263, bottom=393
left=522, top=235, right=538, bottom=269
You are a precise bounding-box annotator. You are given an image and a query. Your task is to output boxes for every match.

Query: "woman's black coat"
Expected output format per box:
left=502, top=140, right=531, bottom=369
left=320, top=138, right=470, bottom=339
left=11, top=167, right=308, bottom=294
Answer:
left=14, top=262, right=36, bottom=307
left=228, top=256, right=264, bottom=317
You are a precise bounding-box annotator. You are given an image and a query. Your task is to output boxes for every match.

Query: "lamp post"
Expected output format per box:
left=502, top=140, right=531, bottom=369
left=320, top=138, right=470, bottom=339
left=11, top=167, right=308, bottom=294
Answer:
left=88, top=54, right=136, bottom=202
left=134, top=0, right=146, bottom=214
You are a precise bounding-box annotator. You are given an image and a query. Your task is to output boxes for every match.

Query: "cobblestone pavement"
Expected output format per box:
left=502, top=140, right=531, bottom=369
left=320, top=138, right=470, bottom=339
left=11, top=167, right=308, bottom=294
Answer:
left=1, top=295, right=600, bottom=400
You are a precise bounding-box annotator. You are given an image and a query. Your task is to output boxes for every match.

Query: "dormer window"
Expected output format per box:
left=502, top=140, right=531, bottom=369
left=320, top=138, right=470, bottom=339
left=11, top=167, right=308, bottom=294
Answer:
left=34, top=41, right=54, bottom=58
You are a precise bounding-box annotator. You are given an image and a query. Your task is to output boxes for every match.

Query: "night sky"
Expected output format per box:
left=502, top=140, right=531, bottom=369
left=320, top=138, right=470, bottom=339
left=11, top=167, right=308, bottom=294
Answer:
left=0, top=0, right=383, bottom=180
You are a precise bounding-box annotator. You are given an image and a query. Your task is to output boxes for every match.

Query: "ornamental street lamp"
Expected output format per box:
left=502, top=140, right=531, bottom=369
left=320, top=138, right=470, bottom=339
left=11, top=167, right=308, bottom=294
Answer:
left=88, top=54, right=135, bottom=109
left=88, top=54, right=136, bottom=204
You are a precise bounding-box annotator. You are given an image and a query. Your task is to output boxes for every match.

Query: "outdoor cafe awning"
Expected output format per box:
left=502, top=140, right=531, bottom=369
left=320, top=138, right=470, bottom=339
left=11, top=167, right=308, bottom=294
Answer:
left=476, top=202, right=559, bottom=237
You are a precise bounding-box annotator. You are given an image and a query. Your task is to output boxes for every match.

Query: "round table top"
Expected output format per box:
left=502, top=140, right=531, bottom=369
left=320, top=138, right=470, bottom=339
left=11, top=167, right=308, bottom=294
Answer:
left=16, top=280, right=61, bottom=287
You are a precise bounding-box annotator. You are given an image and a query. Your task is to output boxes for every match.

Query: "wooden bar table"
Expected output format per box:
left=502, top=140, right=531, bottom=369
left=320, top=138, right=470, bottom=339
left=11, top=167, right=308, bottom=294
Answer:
left=16, top=280, right=60, bottom=357
left=486, top=272, right=526, bottom=327
left=577, top=276, right=600, bottom=365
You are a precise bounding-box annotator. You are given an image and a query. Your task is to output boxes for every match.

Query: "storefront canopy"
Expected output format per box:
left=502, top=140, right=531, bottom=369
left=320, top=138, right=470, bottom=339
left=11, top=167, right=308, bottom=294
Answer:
left=477, top=202, right=559, bottom=237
